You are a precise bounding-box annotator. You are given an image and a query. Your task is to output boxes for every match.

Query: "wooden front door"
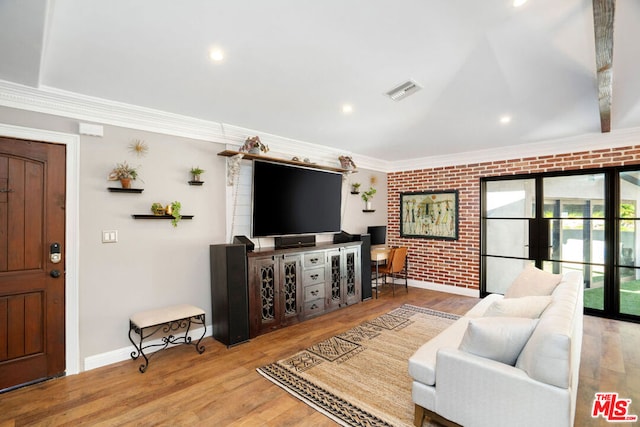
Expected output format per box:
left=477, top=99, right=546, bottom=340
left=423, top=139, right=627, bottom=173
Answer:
left=0, top=137, right=66, bottom=391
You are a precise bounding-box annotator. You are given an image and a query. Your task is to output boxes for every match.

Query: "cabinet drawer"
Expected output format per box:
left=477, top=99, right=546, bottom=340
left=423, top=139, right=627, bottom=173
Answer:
left=303, top=252, right=325, bottom=268
left=304, top=283, right=325, bottom=301
left=303, top=267, right=325, bottom=286
left=304, top=299, right=325, bottom=316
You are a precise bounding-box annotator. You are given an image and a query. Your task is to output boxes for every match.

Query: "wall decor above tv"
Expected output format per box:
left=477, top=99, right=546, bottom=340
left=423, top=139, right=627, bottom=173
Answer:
left=252, top=160, right=343, bottom=237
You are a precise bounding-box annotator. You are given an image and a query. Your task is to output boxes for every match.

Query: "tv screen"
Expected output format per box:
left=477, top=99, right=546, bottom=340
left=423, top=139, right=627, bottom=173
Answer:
left=252, top=161, right=342, bottom=237
left=367, top=225, right=387, bottom=246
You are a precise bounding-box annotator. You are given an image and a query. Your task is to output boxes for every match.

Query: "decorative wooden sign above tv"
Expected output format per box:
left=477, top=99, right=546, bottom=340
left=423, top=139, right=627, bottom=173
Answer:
left=217, top=150, right=357, bottom=174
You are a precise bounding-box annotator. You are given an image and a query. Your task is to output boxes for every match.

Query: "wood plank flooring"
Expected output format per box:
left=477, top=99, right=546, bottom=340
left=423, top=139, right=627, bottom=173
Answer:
left=0, top=287, right=638, bottom=426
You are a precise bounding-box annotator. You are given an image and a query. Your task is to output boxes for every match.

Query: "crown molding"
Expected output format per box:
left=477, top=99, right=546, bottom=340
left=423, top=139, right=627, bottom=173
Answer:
left=0, top=80, right=228, bottom=142
left=0, top=80, right=386, bottom=171
left=3, top=79, right=639, bottom=174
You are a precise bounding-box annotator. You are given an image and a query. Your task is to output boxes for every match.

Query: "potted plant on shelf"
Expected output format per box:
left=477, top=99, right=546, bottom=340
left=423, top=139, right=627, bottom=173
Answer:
left=351, top=182, right=361, bottom=194
left=190, top=166, right=205, bottom=182
left=150, top=202, right=165, bottom=216
left=361, top=187, right=377, bottom=210
left=166, top=201, right=182, bottom=227
left=108, top=161, right=139, bottom=189
left=240, top=136, right=269, bottom=155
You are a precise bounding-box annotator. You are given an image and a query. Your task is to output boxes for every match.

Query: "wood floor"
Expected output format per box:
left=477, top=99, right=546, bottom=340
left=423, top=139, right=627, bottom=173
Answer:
left=0, top=287, right=638, bottom=426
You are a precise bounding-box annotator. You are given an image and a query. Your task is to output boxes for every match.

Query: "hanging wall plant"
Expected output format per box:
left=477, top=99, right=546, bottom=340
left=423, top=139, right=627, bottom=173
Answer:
left=169, top=201, right=182, bottom=227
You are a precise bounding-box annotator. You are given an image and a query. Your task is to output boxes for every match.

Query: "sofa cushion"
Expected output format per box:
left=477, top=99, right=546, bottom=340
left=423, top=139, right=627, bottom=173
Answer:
left=459, top=317, right=538, bottom=366
left=408, top=317, right=470, bottom=386
left=515, top=278, right=580, bottom=389
left=504, top=265, right=562, bottom=298
left=465, top=293, right=503, bottom=318
left=483, top=295, right=552, bottom=318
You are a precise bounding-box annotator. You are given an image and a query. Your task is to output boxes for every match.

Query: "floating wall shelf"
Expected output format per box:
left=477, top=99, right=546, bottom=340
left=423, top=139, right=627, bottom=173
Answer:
left=132, top=215, right=194, bottom=220
left=188, top=181, right=204, bottom=186
left=217, top=150, right=357, bottom=174
left=108, top=187, right=144, bottom=193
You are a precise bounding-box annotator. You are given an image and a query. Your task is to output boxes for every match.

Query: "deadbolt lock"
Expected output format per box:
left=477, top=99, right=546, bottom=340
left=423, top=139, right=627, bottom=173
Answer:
left=50, top=242, right=61, bottom=264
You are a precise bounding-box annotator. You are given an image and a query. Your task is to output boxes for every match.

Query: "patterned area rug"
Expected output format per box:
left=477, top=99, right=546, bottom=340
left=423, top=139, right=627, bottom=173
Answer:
left=257, top=304, right=460, bottom=426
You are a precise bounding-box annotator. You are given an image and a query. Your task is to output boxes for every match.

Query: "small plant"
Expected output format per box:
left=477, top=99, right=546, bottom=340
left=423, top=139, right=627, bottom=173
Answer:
left=150, top=202, right=165, bottom=216
left=107, top=161, right=138, bottom=180
left=190, top=167, right=205, bottom=181
left=190, top=166, right=205, bottom=175
left=169, top=201, right=182, bottom=227
left=361, top=187, right=377, bottom=202
left=240, top=136, right=269, bottom=154
left=351, top=182, right=361, bottom=193
left=108, top=161, right=140, bottom=188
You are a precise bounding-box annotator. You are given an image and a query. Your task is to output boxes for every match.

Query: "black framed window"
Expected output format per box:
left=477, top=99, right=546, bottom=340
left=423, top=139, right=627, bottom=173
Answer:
left=481, top=167, right=639, bottom=323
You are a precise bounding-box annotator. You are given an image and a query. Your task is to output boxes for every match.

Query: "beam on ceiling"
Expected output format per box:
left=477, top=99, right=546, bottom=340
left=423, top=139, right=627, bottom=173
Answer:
left=592, top=0, right=615, bottom=133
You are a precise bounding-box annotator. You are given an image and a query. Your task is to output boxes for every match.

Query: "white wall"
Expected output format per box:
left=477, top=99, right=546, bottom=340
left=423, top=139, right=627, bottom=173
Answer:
left=341, top=170, right=388, bottom=236
left=78, top=126, right=228, bottom=359
left=0, top=105, right=387, bottom=370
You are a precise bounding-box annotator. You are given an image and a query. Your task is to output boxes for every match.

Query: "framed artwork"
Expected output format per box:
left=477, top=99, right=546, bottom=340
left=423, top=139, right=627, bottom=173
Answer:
left=400, top=190, right=459, bottom=240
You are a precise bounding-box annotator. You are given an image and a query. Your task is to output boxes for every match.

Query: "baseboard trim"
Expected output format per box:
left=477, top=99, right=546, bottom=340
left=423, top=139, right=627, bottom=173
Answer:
left=408, top=279, right=479, bottom=298
left=84, top=282, right=475, bottom=371
left=83, top=324, right=212, bottom=372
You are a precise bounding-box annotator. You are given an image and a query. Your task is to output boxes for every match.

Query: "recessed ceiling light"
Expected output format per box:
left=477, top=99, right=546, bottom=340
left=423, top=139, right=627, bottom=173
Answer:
left=513, top=0, right=528, bottom=7
left=342, top=104, right=353, bottom=114
left=500, top=115, right=512, bottom=124
left=209, top=48, right=224, bottom=62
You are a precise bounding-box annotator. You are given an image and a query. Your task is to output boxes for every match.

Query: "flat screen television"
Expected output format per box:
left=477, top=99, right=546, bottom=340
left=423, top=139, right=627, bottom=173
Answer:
left=367, top=225, right=387, bottom=246
left=252, top=160, right=342, bottom=237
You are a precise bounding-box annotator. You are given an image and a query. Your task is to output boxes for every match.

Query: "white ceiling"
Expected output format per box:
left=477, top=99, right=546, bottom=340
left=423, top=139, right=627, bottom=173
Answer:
left=1, top=0, right=640, bottom=163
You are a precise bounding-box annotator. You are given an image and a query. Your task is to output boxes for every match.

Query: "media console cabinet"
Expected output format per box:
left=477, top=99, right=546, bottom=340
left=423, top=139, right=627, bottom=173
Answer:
left=210, top=241, right=362, bottom=345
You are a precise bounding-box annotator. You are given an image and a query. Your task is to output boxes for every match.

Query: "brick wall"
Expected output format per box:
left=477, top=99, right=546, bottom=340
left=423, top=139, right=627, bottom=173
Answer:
left=387, top=145, right=640, bottom=291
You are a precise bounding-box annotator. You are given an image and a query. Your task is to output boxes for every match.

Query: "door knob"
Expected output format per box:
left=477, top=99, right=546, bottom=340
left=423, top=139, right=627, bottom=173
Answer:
left=50, top=270, right=61, bottom=278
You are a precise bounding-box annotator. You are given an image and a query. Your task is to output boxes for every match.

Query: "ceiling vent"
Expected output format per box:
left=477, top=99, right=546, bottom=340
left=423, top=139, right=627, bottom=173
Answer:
left=385, top=80, right=422, bottom=101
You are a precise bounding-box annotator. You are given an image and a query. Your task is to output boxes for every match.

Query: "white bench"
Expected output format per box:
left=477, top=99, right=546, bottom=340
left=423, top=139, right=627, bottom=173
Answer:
left=128, top=304, right=206, bottom=373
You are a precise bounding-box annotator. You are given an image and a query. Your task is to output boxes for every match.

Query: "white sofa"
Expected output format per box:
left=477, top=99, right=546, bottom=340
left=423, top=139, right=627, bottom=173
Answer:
left=408, top=268, right=584, bottom=427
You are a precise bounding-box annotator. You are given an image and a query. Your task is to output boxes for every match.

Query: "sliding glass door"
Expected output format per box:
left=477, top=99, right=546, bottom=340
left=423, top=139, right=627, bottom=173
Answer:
left=482, top=168, right=639, bottom=322
left=482, top=178, right=535, bottom=295
left=618, top=171, right=640, bottom=317
left=542, top=173, right=606, bottom=311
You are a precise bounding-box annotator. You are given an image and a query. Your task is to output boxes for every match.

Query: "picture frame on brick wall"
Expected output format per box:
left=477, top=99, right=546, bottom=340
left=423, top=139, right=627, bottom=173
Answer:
left=400, top=190, right=459, bottom=240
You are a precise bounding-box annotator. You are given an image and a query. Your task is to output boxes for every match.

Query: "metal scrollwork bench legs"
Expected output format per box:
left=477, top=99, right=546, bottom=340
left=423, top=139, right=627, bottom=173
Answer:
left=128, top=304, right=206, bottom=373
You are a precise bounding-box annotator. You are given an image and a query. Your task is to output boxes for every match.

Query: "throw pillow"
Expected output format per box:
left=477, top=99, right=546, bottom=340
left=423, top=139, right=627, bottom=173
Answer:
left=484, top=296, right=552, bottom=318
left=504, top=265, right=562, bottom=298
left=459, top=317, right=538, bottom=366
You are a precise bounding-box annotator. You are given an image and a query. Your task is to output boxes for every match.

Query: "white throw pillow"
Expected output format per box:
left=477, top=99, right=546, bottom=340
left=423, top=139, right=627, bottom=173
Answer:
left=504, top=265, right=562, bottom=298
left=484, top=296, right=552, bottom=318
left=459, top=317, right=538, bottom=366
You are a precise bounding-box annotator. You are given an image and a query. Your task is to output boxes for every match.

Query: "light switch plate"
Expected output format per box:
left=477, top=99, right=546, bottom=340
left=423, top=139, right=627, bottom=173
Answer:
left=102, top=230, right=118, bottom=243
